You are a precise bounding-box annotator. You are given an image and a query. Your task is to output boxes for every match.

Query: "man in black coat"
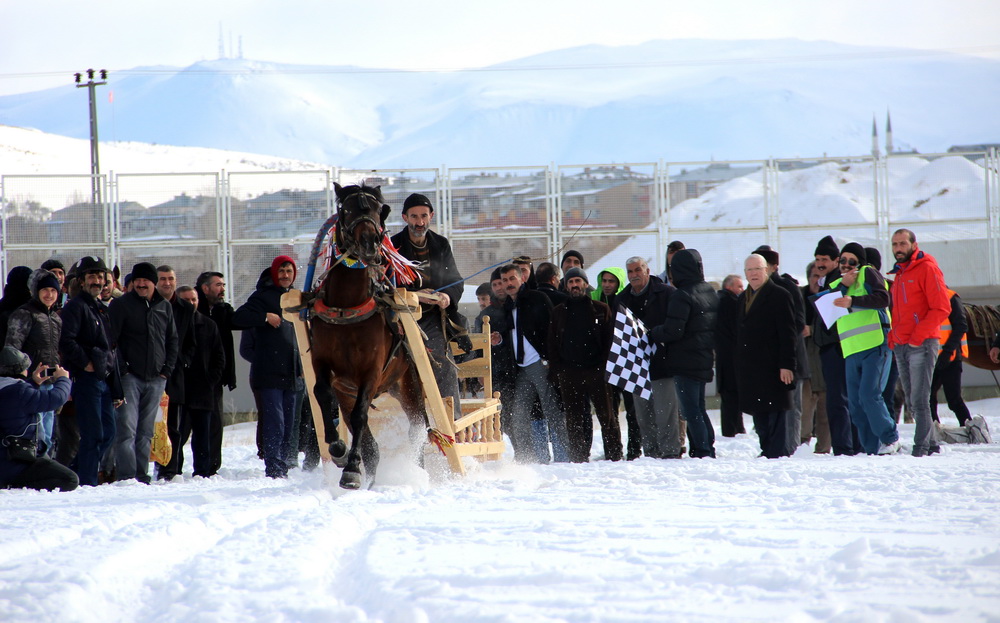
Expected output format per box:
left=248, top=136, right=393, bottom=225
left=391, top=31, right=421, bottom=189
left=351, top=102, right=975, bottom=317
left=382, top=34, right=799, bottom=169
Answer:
left=491, top=264, right=569, bottom=463
left=737, top=254, right=797, bottom=459
left=233, top=257, right=303, bottom=478
left=154, top=265, right=196, bottom=481
left=715, top=274, right=745, bottom=437
left=177, top=286, right=226, bottom=477
left=390, top=192, right=464, bottom=419
left=196, top=270, right=238, bottom=474
left=548, top=267, right=622, bottom=462
left=535, top=262, right=570, bottom=307
left=649, top=249, right=718, bottom=458
left=58, top=256, right=121, bottom=486
left=618, top=257, right=679, bottom=458
left=109, top=262, right=179, bottom=483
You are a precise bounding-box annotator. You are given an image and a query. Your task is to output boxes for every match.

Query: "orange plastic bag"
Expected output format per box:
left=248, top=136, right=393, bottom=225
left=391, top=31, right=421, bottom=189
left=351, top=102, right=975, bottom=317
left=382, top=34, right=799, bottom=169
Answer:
left=149, top=392, right=172, bottom=466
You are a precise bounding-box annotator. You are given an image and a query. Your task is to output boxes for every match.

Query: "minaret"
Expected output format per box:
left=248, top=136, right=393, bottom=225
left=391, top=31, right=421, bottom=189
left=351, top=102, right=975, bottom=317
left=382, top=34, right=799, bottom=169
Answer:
left=871, top=115, right=880, bottom=158
left=218, top=23, right=225, bottom=59
left=885, top=110, right=894, bottom=154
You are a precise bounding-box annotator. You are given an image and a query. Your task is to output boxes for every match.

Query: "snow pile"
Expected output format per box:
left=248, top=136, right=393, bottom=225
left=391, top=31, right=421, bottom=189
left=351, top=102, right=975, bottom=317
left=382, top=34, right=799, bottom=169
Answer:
left=1, top=402, right=999, bottom=622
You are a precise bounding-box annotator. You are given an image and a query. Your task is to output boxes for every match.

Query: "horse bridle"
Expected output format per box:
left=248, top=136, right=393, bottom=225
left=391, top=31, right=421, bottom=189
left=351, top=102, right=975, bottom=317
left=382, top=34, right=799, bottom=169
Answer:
left=337, top=190, right=387, bottom=264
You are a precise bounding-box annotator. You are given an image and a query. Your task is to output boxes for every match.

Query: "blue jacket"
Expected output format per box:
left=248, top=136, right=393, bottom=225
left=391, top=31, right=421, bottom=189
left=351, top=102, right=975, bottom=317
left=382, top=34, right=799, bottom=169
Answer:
left=0, top=376, right=71, bottom=486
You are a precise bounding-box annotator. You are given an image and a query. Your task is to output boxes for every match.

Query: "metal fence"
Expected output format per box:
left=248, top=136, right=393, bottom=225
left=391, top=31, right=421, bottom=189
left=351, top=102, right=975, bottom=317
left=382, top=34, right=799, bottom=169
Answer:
left=3, top=151, right=999, bottom=307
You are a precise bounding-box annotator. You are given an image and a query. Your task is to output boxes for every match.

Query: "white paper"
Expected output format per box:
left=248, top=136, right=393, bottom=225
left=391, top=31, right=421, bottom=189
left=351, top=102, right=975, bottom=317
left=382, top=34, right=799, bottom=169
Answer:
left=814, top=291, right=849, bottom=329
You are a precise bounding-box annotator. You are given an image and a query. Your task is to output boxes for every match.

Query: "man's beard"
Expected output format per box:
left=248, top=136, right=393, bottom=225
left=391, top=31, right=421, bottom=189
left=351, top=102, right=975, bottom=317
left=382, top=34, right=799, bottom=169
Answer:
left=569, top=290, right=587, bottom=300
left=408, top=223, right=427, bottom=240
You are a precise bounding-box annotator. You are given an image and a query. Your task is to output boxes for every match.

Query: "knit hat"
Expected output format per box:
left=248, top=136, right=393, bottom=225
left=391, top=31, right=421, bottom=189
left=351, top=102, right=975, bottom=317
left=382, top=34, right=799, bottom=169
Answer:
left=564, top=266, right=589, bottom=284
left=752, top=245, right=780, bottom=266
left=865, top=247, right=882, bottom=271
left=402, top=193, right=433, bottom=214
left=0, top=346, right=30, bottom=376
left=77, top=255, right=108, bottom=275
left=814, top=235, right=840, bottom=259
left=130, top=262, right=158, bottom=284
left=270, top=255, right=297, bottom=285
left=40, top=258, right=65, bottom=272
left=31, top=269, right=60, bottom=297
left=561, top=250, right=585, bottom=268
left=840, top=242, right=867, bottom=266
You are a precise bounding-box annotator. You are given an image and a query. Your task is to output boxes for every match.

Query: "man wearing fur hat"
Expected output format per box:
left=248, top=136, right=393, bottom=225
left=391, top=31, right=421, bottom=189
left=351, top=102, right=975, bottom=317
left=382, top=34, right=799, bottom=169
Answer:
left=390, top=192, right=464, bottom=419
left=548, top=267, right=622, bottom=462
left=4, top=268, right=63, bottom=454
left=829, top=243, right=901, bottom=455
left=108, top=261, right=179, bottom=483
left=0, top=346, right=77, bottom=491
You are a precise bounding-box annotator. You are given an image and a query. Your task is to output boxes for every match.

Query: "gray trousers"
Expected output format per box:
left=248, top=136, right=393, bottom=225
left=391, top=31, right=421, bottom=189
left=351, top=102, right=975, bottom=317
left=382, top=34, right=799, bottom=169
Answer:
left=632, top=377, right=679, bottom=458
left=419, top=312, right=462, bottom=419
left=511, top=361, right=569, bottom=463
left=894, top=339, right=940, bottom=453
left=115, top=374, right=167, bottom=482
left=786, top=379, right=803, bottom=454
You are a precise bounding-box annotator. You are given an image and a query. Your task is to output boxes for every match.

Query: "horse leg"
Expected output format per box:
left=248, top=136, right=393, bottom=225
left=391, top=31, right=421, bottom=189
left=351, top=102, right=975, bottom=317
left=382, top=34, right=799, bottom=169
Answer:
left=313, top=363, right=348, bottom=467
left=340, top=383, right=374, bottom=490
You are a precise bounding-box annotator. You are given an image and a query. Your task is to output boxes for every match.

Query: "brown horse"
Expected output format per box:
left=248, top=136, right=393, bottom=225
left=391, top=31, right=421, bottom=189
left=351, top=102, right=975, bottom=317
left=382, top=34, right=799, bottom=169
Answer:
left=310, top=183, right=427, bottom=489
left=964, top=303, right=1000, bottom=371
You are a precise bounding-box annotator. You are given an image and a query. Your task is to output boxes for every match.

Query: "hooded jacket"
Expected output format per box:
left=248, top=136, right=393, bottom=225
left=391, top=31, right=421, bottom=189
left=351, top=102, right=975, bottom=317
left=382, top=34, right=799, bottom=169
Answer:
left=648, top=249, right=718, bottom=382
left=4, top=270, right=62, bottom=369
left=232, top=268, right=302, bottom=390
left=887, top=245, right=950, bottom=348
left=591, top=267, right=628, bottom=309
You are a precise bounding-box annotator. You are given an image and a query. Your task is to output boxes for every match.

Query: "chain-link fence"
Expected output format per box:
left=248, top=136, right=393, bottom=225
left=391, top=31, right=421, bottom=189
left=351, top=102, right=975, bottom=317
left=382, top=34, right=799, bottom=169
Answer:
left=3, top=152, right=999, bottom=302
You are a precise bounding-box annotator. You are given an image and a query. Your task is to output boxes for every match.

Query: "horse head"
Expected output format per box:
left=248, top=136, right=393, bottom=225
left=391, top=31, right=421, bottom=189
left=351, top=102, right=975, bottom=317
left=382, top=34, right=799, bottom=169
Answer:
left=334, top=182, right=391, bottom=265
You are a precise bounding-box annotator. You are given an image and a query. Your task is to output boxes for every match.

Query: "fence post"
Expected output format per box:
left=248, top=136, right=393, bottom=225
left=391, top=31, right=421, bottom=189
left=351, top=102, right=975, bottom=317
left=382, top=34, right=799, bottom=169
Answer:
left=548, top=163, right=561, bottom=261
left=764, top=160, right=779, bottom=247
left=989, top=148, right=1000, bottom=285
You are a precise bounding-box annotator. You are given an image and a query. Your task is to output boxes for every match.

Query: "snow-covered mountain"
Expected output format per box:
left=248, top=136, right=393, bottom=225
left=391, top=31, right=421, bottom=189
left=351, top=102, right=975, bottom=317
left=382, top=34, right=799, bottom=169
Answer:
left=1, top=39, right=998, bottom=169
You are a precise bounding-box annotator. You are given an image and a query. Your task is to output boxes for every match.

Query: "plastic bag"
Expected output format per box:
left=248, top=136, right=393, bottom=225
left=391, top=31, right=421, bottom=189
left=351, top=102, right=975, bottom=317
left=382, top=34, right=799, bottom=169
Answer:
left=149, top=392, right=172, bottom=466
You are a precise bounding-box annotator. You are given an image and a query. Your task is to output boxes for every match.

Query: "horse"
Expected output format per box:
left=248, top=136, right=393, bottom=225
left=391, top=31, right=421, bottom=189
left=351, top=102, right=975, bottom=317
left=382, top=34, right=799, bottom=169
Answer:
left=308, top=183, right=428, bottom=489
left=963, top=302, right=1000, bottom=372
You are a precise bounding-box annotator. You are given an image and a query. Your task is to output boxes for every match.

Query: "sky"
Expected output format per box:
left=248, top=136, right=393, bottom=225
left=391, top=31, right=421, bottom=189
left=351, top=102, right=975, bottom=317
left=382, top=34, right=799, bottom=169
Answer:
left=1, top=0, right=999, bottom=95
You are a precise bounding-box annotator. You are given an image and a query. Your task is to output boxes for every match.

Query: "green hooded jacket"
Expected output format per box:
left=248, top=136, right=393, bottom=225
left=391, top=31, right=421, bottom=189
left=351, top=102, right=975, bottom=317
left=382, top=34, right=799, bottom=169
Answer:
left=591, top=266, right=628, bottom=307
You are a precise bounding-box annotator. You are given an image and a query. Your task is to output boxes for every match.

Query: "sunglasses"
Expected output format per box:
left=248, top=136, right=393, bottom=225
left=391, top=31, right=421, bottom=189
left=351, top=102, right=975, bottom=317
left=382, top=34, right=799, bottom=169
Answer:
left=839, top=258, right=859, bottom=267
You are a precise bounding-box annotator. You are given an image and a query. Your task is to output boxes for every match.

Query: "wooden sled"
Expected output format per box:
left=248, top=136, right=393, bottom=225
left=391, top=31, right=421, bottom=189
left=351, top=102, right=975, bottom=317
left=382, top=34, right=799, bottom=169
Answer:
left=281, top=288, right=504, bottom=477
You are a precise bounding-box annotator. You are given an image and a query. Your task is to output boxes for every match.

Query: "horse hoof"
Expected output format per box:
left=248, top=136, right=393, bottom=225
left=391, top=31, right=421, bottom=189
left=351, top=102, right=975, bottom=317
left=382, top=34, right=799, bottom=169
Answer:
left=329, top=440, right=348, bottom=467
left=339, top=470, right=362, bottom=490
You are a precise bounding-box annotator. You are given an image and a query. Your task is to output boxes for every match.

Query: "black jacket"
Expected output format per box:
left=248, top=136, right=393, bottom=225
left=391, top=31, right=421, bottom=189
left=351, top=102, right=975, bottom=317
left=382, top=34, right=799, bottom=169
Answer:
left=772, top=272, right=809, bottom=378
left=390, top=228, right=464, bottom=315
left=109, top=290, right=179, bottom=381
left=715, top=289, right=740, bottom=392
left=165, top=296, right=196, bottom=404
left=548, top=296, right=613, bottom=371
left=648, top=249, right=718, bottom=382
left=810, top=267, right=843, bottom=352
left=232, top=270, right=302, bottom=391
left=5, top=298, right=62, bottom=369
left=476, top=303, right=515, bottom=388
left=59, top=290, right=115, bottom=380
left=537, top=283, right=570, bottom=308
left=618, top=278, right=675, bottom=380
left=198, top=297, right=238, bottom=391
left=184, top=311, right=226, bottom=410
left=736, top=279, right=797, bottom=415
left=503, top=286, right=555, bottom=364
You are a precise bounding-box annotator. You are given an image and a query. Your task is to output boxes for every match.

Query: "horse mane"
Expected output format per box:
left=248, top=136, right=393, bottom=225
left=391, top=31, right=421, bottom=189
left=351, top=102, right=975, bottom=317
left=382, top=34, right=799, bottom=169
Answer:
left=336, top=183, right=384, bottom=207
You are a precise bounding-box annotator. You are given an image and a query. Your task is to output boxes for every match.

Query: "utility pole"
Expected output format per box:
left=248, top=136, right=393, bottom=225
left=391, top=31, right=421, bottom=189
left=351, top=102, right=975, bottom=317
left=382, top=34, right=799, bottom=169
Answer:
left=74, top=69, right=107, bottom=205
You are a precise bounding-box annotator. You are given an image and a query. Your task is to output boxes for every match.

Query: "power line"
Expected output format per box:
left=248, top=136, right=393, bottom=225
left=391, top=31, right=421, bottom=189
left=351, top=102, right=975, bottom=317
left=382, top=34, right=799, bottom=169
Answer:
left=2, top=44, right=999, bottom=82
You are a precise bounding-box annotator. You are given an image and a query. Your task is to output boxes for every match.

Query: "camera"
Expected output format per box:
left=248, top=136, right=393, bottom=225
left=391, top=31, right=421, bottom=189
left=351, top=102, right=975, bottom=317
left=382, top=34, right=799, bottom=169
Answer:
left=44, top=367, right=57, bottom=376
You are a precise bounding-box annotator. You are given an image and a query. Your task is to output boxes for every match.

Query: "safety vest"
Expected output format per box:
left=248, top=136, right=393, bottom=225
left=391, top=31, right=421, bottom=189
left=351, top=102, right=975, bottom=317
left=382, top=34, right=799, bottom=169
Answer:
left=938, top=289, right=969, bottom=361
left=830, top=267, right=889, bottom=358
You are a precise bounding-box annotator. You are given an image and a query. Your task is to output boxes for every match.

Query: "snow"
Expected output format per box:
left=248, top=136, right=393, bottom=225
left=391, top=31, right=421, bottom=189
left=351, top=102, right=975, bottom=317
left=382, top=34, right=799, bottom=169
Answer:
left=3, top=401, right=1000, bottom=622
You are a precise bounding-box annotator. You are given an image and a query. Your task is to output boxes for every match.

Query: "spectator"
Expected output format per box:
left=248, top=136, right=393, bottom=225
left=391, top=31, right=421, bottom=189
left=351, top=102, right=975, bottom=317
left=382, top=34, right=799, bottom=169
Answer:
left=40, top=259, right=67, bottom=309
left=649, top=249, right=719, bottom=458
left=888, top=229, right=951, bottom=457
left=492, top=264, right=569, bottom=463
left=176, top=286, right=226, bottom=477
left=233, top=258, right=303, bottom=478
left=535, top=262, right=569, bottom=307
left=657, top=240, right=685, bottom=284
left=0, top=266, right=33, bottom=346
left=4, top=269, right=63, bottom=455
left=478, top=268, right=515, bottom=438
left=930, top=288, right=972, bottom=426
left=0, top=346, right=77, bottom=492
left=109, top=261, right=179, bottom=483
left=475, top=282, right=492, bottom=310
left=558, top=250, right=594, bottom=295
left=737, top=254, right=797, bottom=459
left=196, top=270, right=239, bottom=474
left=548, top=267, right=622, bottom=462
left=865, top=248, right=900, bottom=423
left=801, top=262, right=831, bottom=453
left=59, top=256, right=120, bottom=486
left=619, top=256, right=679, bottom=458
left=829, top=243, right=900, bottom=455
left=155, top=265, right=197, bottom=481
left=716, top=274, right=746, bottom=437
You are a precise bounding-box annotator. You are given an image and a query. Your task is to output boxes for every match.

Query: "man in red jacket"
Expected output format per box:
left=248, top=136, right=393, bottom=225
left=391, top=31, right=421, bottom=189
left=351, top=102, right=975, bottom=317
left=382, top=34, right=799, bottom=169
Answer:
left=887, top=229, right=951, bottom=457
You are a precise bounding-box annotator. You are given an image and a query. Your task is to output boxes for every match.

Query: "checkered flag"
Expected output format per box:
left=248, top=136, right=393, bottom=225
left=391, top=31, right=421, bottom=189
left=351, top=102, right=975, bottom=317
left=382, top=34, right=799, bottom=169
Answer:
left=606, top=306, right=656, bottom=400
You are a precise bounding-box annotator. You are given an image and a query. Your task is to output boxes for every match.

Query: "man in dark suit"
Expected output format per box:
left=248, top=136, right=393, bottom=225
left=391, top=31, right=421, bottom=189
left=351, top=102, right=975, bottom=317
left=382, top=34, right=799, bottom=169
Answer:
left=736, top=254, right=797, bottom=459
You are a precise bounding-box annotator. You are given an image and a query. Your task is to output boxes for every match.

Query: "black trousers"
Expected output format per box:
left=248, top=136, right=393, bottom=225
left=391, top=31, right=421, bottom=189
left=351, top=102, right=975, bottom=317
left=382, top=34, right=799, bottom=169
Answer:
left=820, top=346, right=858, bottom=455
left=7, top=457, right=79, bottom=492
left=609, top=385, right=642, bottom=460
left=930, top=356, right=971, bottom=425
left=719, top=388, right=745, bottom=437
left=554, top=367, right=623, bottom=462
left=752, top=411, right=790, bottom=459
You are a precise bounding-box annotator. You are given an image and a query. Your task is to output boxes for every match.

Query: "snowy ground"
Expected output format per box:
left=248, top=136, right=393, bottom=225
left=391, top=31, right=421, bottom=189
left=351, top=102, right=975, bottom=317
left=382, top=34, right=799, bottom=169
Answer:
left=3, top=399, right=1000, bottom=623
